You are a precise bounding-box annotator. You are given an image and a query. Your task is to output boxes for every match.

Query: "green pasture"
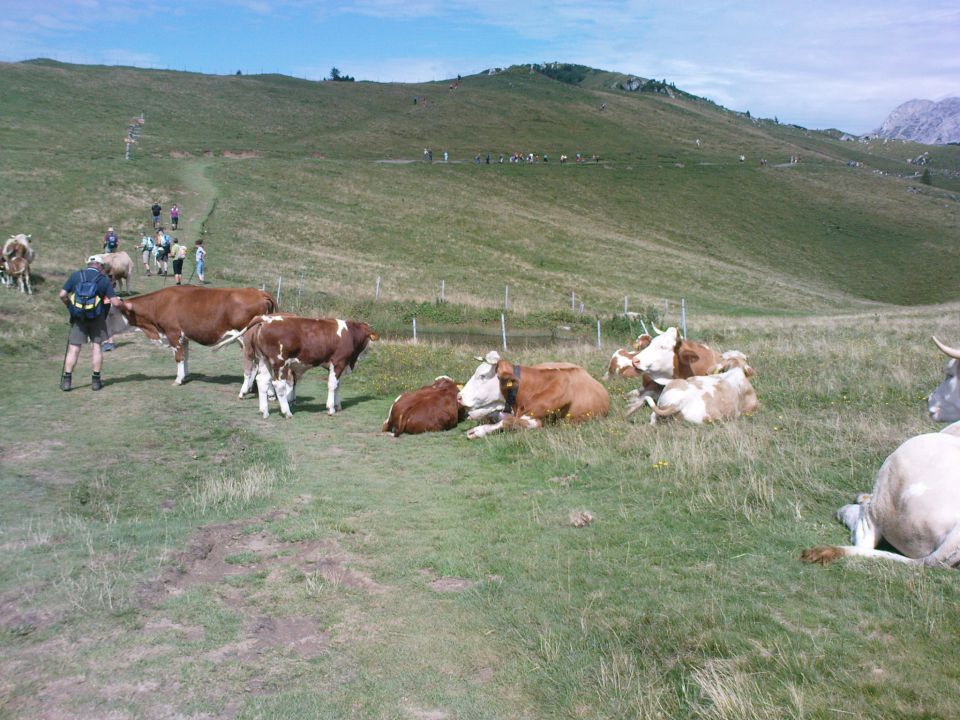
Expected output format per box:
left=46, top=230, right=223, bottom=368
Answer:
left=3, top=60, right=960, bottom=718
left=3, top=305, right=960, bottom=718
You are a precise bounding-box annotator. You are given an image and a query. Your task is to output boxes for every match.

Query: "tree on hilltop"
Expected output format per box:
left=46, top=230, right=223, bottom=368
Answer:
left=329, top=67, right=355, bottom=82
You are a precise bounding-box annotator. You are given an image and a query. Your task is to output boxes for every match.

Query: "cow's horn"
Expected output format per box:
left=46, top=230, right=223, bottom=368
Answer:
left=651, top=323, right=664, bottom=335
left=933, top=336, right=960, bottom=359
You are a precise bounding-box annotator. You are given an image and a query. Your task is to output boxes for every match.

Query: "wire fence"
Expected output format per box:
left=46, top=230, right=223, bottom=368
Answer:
left=261, top=267, right=690, bottom=352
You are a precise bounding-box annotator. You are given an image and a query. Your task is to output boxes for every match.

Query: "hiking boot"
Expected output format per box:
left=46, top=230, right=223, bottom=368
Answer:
left=91, top=376, right=103, bottom=391
left=102, top=342, right=115, bottom=352
left=59, top=375, right=72, bottom=392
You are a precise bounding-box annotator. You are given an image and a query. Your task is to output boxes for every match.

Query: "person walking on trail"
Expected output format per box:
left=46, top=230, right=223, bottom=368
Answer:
left=155, top=227, right=170, bottom=276
left=194, top=239, right=206, bottom=283
left=103, top=227, right=119, bottom=253
left=138, top=232, right=154, bottom=275
left=170, top=204, right=180, bottom=230
left=171, top=238, right=188, bottom=285
left=151, top=202, right=162, bottom=229
left=59, top=255, right=123, bottom=391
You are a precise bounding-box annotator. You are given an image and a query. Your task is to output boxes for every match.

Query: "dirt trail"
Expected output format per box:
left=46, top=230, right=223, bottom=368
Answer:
left=177, top=160, right=217, bottom=246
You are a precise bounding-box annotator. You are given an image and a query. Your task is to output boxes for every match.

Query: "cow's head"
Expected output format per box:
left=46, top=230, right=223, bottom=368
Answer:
left=458, top=351, right=506, bottom=420
left=929, top=336, right=960, bottom=423
left=631, top=326, right=679, bottom=384
left=631, top=333, right=652, bottom=351
left=707, top=350, right=754, bottom=377
left=105, top=304, right=132, bottom=337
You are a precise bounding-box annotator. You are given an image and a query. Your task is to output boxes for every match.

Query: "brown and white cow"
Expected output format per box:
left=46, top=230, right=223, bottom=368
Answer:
left=601, top=333, right=652, bottom=380
left=216, top=314, right=378, bottom=419
left=106, top=286, right=276, bottom=385
left=625, top=326, right=748, bottom=415
left=2, top=256, right=32, bottom=294
left=928, top=336, right=960, bottom=423
left=802, top=421, right=960, bottom=567
left=642, top=356, right=758, bottom=425
left=457, top=351, right=610, bottom=439
left=101, top=251, right=134, bottom=293
left=382, top=376, right=465, bottom=437
left=3, top=234, right=35, bottom=263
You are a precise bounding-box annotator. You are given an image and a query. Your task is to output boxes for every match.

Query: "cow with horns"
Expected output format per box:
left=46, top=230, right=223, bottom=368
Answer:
left=928, top=336, right=960, bottom=423
left=457, top=351, right=610, bottom=439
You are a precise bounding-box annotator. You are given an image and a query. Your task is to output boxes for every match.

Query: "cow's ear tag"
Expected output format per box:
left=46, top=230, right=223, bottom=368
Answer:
left=456, top=384, right=464, bottom=390
left=504, top=381, right=514, bottom=388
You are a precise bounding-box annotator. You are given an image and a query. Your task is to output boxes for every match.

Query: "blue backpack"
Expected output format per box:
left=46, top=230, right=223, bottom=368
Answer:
left=68, top=269, right=105, bottom=320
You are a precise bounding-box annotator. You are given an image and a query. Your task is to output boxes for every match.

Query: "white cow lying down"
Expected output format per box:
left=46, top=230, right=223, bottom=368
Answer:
left=802, top=421, right=960, bottom=568
left=640, top=355, right=758, bottom=425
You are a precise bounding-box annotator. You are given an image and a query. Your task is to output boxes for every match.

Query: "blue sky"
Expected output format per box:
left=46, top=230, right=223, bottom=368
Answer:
left=2, top=1, right=958, bottom=134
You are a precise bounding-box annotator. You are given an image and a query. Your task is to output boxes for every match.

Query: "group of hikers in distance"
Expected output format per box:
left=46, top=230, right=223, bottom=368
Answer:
left=101, top=201, right=206, bottom=286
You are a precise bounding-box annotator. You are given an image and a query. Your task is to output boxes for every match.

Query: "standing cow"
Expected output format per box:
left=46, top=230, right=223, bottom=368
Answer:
left=457, top=351, right=609, bottom=439
left=101, top=251, right=134, bottom=293
left=106, top=286, right=276, bottom=386
left=216, top=315, right=378, bottom=419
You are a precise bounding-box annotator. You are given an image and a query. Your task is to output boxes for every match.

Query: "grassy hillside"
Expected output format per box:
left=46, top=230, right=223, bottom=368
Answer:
left=4, top=61, right=960, bottom=719
left=2, top=60, right=959, bottom=316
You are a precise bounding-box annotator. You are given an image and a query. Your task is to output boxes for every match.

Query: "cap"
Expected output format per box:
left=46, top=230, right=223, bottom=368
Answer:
left=87, top=254, right=105, bottom=264
left=108, top=227, right=114, bottom=232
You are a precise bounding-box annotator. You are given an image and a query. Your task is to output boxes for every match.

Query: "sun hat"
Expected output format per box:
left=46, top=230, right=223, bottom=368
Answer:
left=87, top=254, right=105, bottom=264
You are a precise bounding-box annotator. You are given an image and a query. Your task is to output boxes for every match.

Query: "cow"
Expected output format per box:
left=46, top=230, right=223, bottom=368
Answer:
left=601, top=333, right=652, bottom=380
left=382, top=376, right=465, bottom=437
left=3, top=234, right=35, bottom=263
left=105, top=286, right=276, bottom=386
left=3, top=256, right=32, bottom=294
left=641, top=357, right=758, bottom=425
left=801, top=421, right=960, bottom=568
left=215, top=314, right=378, bottom=419
left=457, top=351, right=610, bottom=439
left=624, top=326, right=748, bottom=415
left=101, top=251, right=134, bottom=293
left=631, top=326, right=724, bottom=385
left=928, top=336, right=960, bottom=423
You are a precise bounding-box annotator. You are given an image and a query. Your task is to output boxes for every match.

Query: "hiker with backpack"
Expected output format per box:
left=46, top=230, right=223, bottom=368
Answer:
left=170, top=204, right=180, bottom=230
left=58, top=255, right=123, bottom=391
left=155, top=227, right=171, bottom=275
left=103, top=227, right=119, bottom=253
left=139, top=232, right=155, bottom=275
left=151, top=202, right=162, bottom=229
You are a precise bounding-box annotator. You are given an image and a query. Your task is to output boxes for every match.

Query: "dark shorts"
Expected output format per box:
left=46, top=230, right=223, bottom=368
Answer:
left=157, top=248, right=169, bottom=261
left=172, top=258, right=184, bottom=274
left=69, top=315, right=109, bottom=345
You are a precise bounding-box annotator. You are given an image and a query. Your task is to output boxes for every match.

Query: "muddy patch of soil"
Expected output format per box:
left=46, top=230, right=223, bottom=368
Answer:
left=222, top=150, right=261, bottom=159
left=0, top=586, right=63, bottom=634
left=141, top=518, right=389, bottom=606
left=169, top=150, right=193, bottom=158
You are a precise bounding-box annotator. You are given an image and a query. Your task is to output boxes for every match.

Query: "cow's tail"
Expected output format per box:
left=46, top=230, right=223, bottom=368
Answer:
left=651, top=404, right=680, bottom=419
left=212, top=316, right=262, bottom=352
left=800, top=546, right=847, bottom=565
left=262, top=292, right=277, bottom=314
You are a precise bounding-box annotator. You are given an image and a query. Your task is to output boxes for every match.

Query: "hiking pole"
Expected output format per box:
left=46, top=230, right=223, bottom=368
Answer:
left=186, top=262, right=196, bottom=285
left=59, top=322, right=73, bottom=385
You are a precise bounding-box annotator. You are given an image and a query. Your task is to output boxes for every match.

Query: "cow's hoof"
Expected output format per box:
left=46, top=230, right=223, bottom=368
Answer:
left=283, top=412, right=293, bottom=419
left=261, top=412, right=270, bottom=419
